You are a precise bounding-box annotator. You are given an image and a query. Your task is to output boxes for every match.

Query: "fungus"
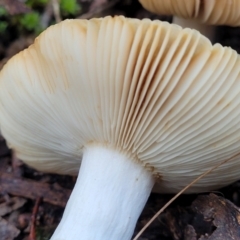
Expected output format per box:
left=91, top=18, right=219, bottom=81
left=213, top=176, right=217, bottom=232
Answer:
left=139, top=0, right=240, bottom=42
left=1, top=16, right=240, bottom=240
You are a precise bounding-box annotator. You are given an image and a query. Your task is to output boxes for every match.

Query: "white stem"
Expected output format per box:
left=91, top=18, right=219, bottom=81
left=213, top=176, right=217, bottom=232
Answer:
left=173, top=16, right=215, bottom=43
left=50, top=145, right=154, bottom=240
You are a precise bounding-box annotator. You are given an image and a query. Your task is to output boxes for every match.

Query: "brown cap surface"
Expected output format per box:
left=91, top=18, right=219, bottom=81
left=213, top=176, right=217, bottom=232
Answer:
left=139, top=0, right=240, bottom=26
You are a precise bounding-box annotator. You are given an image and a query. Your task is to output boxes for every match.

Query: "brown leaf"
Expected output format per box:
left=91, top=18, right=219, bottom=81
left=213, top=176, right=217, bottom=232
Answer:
left=160, top=194, right=240, bottom=240
left=0, top=0, right=30, bottom=15
left=192, top=193, right=240, bottom=240
left=0, top=197, right=26, bottom=217
left=0, top=216, right=20, bottom=240
left=184, top=225, right=197, bottom=240
left=0, top=172, right=71, bottom=207
left=162, top=205, right=212, bottom=240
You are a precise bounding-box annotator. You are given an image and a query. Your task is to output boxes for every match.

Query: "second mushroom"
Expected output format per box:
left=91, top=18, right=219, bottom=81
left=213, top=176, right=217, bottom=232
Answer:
left=139, top=0, right=240, bottom=42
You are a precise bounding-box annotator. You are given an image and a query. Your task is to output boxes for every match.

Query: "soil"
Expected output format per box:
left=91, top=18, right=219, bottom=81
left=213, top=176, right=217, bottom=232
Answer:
left=1, top=1, right=240, bottom=240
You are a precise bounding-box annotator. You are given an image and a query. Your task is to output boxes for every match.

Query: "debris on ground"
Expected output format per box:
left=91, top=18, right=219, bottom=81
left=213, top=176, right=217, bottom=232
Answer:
left=191, top=194, right=240, bottom=240
left=157, top=193, right=240, bottom=240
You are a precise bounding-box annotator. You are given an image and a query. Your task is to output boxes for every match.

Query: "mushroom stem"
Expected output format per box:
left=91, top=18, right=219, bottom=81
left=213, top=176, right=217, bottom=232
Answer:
left=50, top=145, right=154, bottom=240
left=173, top=16, right=215, bottom=42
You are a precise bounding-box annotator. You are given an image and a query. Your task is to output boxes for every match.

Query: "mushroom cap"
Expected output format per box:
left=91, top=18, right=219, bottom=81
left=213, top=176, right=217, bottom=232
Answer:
left=1, top=16, right=240, bottom=193
left=139, top=0, right=240, bottom=26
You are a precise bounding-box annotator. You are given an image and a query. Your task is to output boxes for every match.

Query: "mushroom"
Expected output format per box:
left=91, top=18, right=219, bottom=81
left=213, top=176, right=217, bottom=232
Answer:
left=1, top=16, right=240, bottom=240
left=139, top=0, right=240, bottom=42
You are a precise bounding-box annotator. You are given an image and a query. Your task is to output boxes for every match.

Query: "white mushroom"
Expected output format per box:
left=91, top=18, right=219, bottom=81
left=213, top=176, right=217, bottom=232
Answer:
left=139, top=0, right=240, bottom=42
left=1, top=16, right=240, bottom=240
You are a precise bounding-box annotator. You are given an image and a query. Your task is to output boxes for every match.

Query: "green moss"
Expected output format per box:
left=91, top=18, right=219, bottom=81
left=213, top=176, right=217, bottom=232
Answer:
left=19, top=12, right=40, bottom=31
left=0, top=0, right=82, bottom=39
left=60, top=0, right=81, bottom=15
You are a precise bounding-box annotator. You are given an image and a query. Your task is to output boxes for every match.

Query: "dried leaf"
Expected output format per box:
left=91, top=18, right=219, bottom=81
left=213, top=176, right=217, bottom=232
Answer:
left=184, top=225, right=197, bottom=240
left=160, top=194, right=240, bottom=240
left=192, top=193, right=240, bottom=240
left=0, top=216, right=20, bottom=240
left=0, top=172, right=71, bottom=207
left=0, top=197, right=26, bottom=217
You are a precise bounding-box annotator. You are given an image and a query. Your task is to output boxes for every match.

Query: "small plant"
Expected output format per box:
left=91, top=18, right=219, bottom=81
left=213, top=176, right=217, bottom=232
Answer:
left=19, top=12, right=41, bottom=32
left=0, top=0, right=83, bottom=37
left=60, top=0, right=81, bottom=16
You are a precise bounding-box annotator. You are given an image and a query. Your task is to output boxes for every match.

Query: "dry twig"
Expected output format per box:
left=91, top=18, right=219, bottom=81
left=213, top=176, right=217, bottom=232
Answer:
left=51, top=0, right=61, bottom=23
left=0, top=172, right=71, bottom=207
left=28, top=197, right=42, bottom=240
